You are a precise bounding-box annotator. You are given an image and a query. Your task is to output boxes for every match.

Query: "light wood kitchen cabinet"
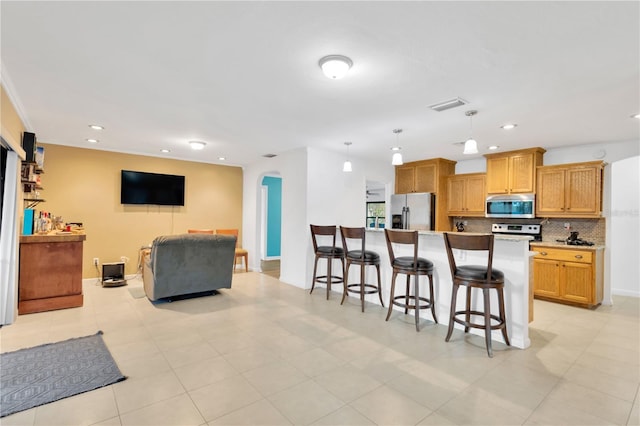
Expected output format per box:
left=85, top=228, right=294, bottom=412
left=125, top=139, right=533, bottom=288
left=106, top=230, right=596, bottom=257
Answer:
left=484, top=147, right=545, bottom=194
left=532, top=245, right=603, bottom=308
left=395, top=160, right=449, bottom=194
left=447, top=173, right=486, bottom=216
left=394, top=158, right=456, bottom=231
left=536, top=161, right=604, bottom=218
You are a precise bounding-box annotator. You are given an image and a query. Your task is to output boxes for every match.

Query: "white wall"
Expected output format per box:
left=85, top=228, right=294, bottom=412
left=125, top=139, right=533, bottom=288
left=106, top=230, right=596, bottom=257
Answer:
left=243, top=148, right=309, bottom=287
left=243, top=147, right=393, bottom=289
left=610, top=156, right=640, bottom=297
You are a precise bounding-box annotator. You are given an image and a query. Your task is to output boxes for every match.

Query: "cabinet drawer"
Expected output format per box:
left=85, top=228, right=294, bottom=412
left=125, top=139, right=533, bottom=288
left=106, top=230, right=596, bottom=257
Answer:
left=533, top=247, right=592, bottom=263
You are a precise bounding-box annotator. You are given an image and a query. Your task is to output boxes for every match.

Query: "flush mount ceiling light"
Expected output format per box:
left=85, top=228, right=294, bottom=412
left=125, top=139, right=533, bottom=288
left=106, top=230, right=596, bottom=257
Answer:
left=500, top=123, right=517, bottom=130
left=391, top=129, right=404, bottom=165
left=633, top=113, right=640, bottom=119
left=88, top=124, right=104, bottom=130
left=319, top=55, right=353, bottom=79
left=343, top=142, right=353, bottom=172
left=189, top=141, right=206, bottom=150
left=86, top=138, right=99, bottom=143
left=463, top=110, right=479, bottom=155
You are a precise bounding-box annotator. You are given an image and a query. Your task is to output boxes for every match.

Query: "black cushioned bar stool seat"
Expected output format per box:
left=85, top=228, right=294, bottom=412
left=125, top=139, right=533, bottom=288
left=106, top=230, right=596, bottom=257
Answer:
left=384, top=229, right=438, bottom=331
left=310, top=225, right=346, bottom=300
left=340, top=226, right=384, bottom=312
left=443, top=232, right=510, bottom=358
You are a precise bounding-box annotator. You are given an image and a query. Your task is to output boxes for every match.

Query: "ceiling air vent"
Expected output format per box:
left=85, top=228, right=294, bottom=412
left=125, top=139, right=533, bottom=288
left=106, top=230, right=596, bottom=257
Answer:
left=262, top=153, right=277, bottom=158
left=429, top=97, right=468, bottom=112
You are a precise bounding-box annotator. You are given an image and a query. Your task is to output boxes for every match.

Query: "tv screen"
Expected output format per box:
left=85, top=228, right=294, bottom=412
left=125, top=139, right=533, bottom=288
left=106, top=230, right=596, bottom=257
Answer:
left=120, top=170, right=185, bottom=206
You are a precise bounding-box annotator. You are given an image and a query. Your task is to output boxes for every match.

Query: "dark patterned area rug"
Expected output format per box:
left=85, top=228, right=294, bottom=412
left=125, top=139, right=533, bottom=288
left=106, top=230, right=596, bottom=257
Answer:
left=0, top=331, right=126, bottom=417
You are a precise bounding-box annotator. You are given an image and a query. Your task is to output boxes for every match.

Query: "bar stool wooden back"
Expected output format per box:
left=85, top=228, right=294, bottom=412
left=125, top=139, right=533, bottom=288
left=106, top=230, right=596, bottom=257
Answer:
left=384, top=229, right=438, bottom=331
left=339, top=226, right=384, bottom=312
left=309, top=225, right=346, bottom=300
left=443, top=232, right=510, bottom=357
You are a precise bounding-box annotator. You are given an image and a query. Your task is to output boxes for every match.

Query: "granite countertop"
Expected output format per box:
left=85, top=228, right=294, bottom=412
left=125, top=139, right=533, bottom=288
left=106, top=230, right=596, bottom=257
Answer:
left=365, top=228, right=533, bottom=242
left=530, top=241, right=605, bottom=250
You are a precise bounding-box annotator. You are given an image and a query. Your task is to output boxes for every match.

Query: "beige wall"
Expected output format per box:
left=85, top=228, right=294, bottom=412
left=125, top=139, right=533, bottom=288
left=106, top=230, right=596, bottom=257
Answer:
left=1, top=84, right=25, bottom=149
left=38, top=144, right=243, bottom=278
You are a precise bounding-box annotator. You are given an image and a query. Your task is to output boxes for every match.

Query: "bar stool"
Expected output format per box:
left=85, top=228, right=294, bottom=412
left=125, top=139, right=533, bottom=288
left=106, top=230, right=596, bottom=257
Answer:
left=310, top=225, right=346, bottom=300
left=443, top=232, right=510, bottom=358
left=339, top=226, right=384, bottom=312
left=384, top=229, right=438, bottom=331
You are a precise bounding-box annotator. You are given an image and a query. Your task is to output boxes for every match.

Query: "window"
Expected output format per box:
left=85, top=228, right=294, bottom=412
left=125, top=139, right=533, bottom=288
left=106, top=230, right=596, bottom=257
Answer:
left=366, top=202, right=385, bottom=228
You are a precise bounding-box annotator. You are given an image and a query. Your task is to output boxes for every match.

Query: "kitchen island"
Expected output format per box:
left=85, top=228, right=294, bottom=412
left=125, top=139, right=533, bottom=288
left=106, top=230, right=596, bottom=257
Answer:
left=348, top=230, right=534, bottom=349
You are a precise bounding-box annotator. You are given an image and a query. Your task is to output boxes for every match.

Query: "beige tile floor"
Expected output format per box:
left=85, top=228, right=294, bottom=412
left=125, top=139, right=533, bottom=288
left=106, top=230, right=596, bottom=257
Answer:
left=1, top=272, right=638, bottom=426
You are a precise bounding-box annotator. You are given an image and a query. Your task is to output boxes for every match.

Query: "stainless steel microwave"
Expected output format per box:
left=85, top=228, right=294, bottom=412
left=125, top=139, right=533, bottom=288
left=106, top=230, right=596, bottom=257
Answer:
left=486, top=194, right=535, bottom=219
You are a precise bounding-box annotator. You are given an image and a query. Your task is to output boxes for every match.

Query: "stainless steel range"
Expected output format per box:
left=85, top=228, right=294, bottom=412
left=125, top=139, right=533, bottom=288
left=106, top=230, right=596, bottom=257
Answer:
left=491, top=223, right=542, bottom=242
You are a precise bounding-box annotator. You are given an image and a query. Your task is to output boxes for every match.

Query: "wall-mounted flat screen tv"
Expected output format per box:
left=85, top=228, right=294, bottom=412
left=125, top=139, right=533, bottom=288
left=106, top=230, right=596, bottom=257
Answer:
left=121, top=170, right=185, bottom=206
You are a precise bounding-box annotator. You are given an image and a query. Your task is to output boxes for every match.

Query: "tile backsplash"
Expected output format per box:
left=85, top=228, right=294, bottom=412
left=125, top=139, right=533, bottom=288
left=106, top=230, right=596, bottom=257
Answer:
left=456, top=217, right=605, bottom=244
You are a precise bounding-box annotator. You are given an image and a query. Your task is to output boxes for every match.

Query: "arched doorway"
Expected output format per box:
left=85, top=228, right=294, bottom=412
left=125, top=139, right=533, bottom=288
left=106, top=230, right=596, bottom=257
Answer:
left=259, top=173, right=282, bottom=277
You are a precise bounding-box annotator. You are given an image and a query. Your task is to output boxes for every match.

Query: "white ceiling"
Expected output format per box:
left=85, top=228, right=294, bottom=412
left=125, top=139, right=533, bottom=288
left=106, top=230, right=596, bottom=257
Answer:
left=2, top=1, right=639, bottom=167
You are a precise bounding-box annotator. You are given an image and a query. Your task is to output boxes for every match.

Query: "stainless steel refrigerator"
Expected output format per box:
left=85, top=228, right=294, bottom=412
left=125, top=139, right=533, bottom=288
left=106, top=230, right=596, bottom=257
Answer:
left=390, top=193, right=435, bottom=231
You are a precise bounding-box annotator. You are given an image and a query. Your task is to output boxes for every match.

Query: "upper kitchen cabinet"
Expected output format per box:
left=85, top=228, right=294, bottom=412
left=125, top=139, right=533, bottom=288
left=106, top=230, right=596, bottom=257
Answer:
left=536, top=161, right=604, bottom=218
left=484, top=147, right=546, bottom=194
left=394, top=158, right=456, bottom=194
left=447, top=173, right=486, bottom=216
left=395, top=158, right=456, bottom=231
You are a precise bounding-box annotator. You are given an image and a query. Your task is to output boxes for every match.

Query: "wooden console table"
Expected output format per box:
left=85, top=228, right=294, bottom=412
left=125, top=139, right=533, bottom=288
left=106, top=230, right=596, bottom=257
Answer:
left=19, top=234, right=86, bottom=314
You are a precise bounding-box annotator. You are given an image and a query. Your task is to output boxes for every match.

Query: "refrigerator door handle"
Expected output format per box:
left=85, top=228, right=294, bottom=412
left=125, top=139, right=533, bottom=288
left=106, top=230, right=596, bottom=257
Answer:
left=405, top=206, right=410, bottom=229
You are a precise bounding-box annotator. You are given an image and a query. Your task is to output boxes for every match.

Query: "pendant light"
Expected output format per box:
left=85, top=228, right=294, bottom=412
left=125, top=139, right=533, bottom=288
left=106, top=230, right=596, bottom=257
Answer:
left=391, top=129, right=403, bottom=165
left=463, top=110, right=478, bottom=155
left=343, top=142, right=353, bottom=172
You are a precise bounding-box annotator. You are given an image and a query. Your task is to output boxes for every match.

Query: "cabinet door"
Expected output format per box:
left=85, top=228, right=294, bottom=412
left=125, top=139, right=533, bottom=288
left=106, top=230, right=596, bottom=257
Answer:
left=447, top=176, right=466, bottom=215
left=465, top=174, right=486, bottom=213
left=536, top=168, right=566, bottom=215
left=565, top=166, right=600, bottom=215
left=395, top=166, right=415, bottom=194
left=486, top=157, right=510, bottom=194
left=509, top=153, right=536, bottom=193
left=414, top=163, right=437, bottom=193
left=533, top=258, right=560, bottom=298
left=561, top=261, right=593, bottom=304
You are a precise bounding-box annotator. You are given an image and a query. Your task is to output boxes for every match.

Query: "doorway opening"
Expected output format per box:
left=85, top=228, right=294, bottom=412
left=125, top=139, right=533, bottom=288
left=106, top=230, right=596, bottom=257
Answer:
left=260, top=174, right=282, bottom=278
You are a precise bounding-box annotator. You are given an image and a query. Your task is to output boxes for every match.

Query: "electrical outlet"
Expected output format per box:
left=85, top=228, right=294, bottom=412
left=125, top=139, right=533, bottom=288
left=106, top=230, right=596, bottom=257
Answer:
left=120, top=256, right=128, bottom=263
left=93, top=258, right=99, bottom=266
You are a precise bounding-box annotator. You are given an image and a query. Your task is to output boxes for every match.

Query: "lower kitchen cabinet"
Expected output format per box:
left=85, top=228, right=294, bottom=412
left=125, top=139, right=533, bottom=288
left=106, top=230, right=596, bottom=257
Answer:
left=532, top=245, right=603, bottom=308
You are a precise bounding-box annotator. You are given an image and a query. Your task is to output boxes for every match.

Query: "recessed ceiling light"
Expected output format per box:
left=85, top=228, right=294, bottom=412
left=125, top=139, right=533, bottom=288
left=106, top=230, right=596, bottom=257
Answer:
left=86, top=138, right=99, bottom=143
left=391, top=146, right=401, bottom=151
left=160, top=149, right=170, bottom=153
left=500, top=123, right=517, bottom=130
left=88, top=124, right=104, bottom=130
left=633, top=113, right=640, bottom=119
left=189, top=141, right=206, bottom=150
left=488, top=145, right=499, bottom=150
left=218, top=157, right=226, bottom=161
